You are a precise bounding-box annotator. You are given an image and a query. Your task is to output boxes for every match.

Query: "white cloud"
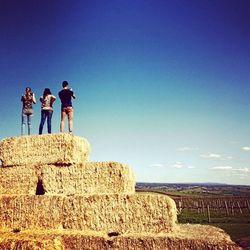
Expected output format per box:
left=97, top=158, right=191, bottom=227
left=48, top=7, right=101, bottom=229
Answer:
left=242, top=147, right=250, bottom=151
left=177, top=147, right=199, bottom=152
left=234, top=167, right=249, bottom=173
left=172, top=161, right=184, bottom=168
left=171, top=161, right=195, bottom=169
left=150, top=162, right=196, bottom=170
left=211, top=166, right=250, bottom=178
left=201, top=153, right=233, bottom=161
left=212, top=166, right=233, bottom=170
left=150, top=163, right=165, bottom=168
left=201, top=153, right=222, bottom=159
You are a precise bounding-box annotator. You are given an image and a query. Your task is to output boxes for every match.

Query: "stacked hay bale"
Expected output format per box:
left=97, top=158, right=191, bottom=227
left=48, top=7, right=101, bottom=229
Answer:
left=0, top=134, right=240, bottom=249
left=0, top=134, right=176, bottom=234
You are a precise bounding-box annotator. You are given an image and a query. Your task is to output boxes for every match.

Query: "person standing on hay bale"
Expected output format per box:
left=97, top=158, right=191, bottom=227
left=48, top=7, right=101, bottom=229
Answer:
left=39, top=88, right=56, bottom=134
left=21, top=87, right=36, bottom=135
left=58, top=81, right=76, bottom=134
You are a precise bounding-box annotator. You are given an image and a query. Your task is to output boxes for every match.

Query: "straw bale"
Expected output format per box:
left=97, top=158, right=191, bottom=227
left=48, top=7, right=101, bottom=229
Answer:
left=40, top=162, right=135, bottom=195
left=0, top=134, right=90, bottom=167
left=0, top=165, right=38, bottom=195
left=0, top=225, right=241, bottom=250
left=0, top=193, right=176, bottom=234
left=0, top=162, right=135, bottom=195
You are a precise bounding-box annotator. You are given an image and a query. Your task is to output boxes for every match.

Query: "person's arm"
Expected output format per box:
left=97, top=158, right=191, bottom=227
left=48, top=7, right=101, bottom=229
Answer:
left=40, top=96, right=43, bottom=103
left=50, top=95, right=56, bottom=106
left=70, top=89, right=76, bottom=99
left=32, top=93, right=36, bottom=104
left=21, top=95, right=24, bottom=102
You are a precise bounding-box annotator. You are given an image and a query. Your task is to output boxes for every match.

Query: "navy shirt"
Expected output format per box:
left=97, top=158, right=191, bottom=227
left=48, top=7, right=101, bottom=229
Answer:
left=58, top=89, right=74, bottom=108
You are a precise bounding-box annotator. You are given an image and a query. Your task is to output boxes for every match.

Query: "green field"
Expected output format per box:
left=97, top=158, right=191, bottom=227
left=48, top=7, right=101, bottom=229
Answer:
left=136, top=184, right=250, bottom=247
left=178, top=208, right=250, bottom=241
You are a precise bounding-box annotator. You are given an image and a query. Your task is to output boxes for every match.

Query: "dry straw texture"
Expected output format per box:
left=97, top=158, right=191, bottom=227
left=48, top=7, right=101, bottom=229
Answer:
left=40, top=162, right=135, bottom=195
left=0, top=165, right=38, bottom=195
left=0, top=225, right=241, bottom=250
left=0, top=134, right=241, bottom=249
left=0, top=193, right=176, bottom=234
left=0, top=162, right=135, bottom=195
left=0, top=134, right=90, bottom=167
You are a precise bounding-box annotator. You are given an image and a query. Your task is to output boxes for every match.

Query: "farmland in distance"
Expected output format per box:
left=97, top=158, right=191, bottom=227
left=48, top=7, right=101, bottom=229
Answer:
left=136, top=182, right=250, bottom=249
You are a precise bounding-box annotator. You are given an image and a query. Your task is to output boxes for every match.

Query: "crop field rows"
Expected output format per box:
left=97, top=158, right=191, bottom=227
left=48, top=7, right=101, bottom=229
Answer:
left=174, top=197, right=250, bottom=216
left=136, top=184, right=250, bottom=247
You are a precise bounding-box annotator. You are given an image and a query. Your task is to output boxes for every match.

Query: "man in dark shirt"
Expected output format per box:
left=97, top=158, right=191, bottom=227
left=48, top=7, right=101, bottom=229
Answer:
left=58, top=81, right=76, bottom=133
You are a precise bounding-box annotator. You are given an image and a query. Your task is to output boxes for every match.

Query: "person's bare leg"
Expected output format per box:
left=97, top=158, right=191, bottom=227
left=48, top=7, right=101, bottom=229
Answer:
left=68, top=107, right=74, bottom=134
left=60, top=110, right=66, bottom=132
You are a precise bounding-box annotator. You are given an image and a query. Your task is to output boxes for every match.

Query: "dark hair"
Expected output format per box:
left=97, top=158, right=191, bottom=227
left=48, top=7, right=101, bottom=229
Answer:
left=62, top=81, right=69, bottom=88
left=25, top=87, right=31, bottom=92
left=43, top=88, right=52, bottom=99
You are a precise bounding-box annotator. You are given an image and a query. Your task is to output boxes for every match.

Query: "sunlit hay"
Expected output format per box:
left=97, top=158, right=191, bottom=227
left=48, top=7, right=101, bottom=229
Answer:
left=0, top=134, right=240, bottom=249
left=0, top=165, right=38, bottom=195
left=0, top=226, right=241, bottom=250
left=0, top=194, right=176, bottom=234
left=0, top=162, right=135, bottom=195
left=0, top=133, right=90, bottom=167
left=40, top=161, right=136, bottom=195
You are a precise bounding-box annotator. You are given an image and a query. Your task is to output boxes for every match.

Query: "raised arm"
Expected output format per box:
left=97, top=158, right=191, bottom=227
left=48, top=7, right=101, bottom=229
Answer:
left=32, top=93, right=36, bottom=104
left=68, top=88, right=76, bottom=99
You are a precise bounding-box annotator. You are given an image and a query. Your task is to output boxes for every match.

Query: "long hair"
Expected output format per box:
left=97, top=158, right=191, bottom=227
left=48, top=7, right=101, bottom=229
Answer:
left=25, top=87, right=31, bottom=93
left=43, top=88, right=52, bottom=99
left=24, top=87, right=32, bottom=100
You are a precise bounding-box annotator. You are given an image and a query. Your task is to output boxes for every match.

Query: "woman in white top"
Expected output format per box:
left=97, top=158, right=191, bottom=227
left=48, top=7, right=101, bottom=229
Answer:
left=39, top=88, right=56, bottom=134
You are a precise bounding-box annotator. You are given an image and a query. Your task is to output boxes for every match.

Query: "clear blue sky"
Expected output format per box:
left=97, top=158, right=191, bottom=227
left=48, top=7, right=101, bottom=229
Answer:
left=0, top=0, right=249, bottom=185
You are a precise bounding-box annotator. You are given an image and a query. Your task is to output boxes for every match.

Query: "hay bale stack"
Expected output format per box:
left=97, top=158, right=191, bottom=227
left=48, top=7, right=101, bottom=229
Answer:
left=0, top=193, right=176, bottom=234
left=40, top=162, right=135, bottom=195
left=0, top=165, right=38, bottom=195
left=0, top=225, right=241, bottom=250
left=0, top=134, right=90, bottom=167
left=0, top=162, right=135, bottom=195
left=0, top=134, right=241, bottom=249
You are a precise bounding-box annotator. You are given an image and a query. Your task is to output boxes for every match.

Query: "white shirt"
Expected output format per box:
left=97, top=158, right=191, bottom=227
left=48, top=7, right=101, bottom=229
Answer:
left=40, top=94, right=56, bottom=111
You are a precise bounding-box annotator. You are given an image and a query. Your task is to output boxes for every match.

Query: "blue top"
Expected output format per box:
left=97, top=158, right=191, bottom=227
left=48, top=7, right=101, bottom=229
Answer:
left=58, top=89, right=74, bottom=108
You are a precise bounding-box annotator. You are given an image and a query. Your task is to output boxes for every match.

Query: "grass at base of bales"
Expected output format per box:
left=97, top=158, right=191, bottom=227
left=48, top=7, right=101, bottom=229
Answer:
left=178, top=208, right=250, bottom=241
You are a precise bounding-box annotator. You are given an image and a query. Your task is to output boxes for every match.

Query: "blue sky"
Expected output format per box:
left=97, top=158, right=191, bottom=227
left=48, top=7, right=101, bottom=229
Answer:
left=0, top=0, right=250, bottom=185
